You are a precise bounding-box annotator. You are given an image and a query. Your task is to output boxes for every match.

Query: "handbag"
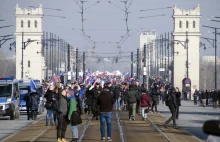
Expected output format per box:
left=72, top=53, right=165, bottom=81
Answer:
left=71, top=111, right=82, bottom=125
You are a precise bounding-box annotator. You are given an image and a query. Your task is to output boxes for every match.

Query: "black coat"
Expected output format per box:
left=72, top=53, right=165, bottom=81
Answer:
left=176, top=91, right=181, bottom=106
left=57, top=95, right=68, bottom=115
left=113, top=87, right=120, bottom=99
left=166, top=92, right=177, bottom=108
left=30, top=92, right=40, bottom=110
left=212, top=91, right=218, bottom=101
left=85, top=89, right=93, bottom=106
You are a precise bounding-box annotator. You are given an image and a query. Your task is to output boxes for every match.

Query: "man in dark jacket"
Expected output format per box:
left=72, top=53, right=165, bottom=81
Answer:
left=30, top=91, right=40, bottom=120
left=151, top=86, right=159, bottom=113
left=97, top=86, right=115, bottom=141
left=125, top=85, right=138, bottom=121
left=92, top=83, right=102, bottom=120
left=164, top=87, right=178, bottom=129
left=212, top=90, right=218, bottom=108
left=113, top=85, right=121, bottom=110
left=57, top=89, right=68, bottom=142
left=85, top=85, right=93, bottom=114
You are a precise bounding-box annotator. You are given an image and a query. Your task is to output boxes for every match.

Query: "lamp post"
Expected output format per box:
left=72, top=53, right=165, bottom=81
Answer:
left=202, top=25, right=220, bottom=89
left=21, top=32, right=36, bottom=79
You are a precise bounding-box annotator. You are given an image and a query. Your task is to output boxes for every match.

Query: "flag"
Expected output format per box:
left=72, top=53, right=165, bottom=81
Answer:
left=30, top=79, right=36, bottom=92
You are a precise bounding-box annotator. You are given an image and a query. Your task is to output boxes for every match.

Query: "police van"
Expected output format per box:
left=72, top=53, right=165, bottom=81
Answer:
left=0, top=77, right=20, bottom=120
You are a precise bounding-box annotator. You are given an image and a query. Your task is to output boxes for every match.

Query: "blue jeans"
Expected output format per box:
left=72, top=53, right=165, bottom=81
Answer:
left=114, top=98, right=121, bottom=109
left=71, top=125, right=78, bottom=138
left=100, top=112, right=112, bottom=138
left=46, top=109, right=54, bottom=125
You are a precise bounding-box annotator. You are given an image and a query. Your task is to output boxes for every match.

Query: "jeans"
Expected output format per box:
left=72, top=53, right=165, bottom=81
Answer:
left=122, top=100, right=126, bottom=110
left=141, top=107, right=147, bottom=119
left=165, top=107, right=176, bottom=126
left=115, top=98, right=121, bottom=109
left=128, top=103, right=136, bottom=118
left=71, top=125, right=78, bottom=138
left=100, top=112, right=112, bottom=138
left=46, top=109, right=54, bottom=125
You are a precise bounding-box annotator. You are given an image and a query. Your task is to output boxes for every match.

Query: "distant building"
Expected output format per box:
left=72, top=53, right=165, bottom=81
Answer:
left=173, top=4, right=201, bottom=98
left=14, top=4, right=45, bottom=82
left=140, top=31, right=157, bottom=78
left=202, top=56, right=220, bottom=64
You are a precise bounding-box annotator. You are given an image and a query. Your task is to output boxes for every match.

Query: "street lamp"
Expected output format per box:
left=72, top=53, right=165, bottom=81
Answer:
left=21, top=32, right=37, bottom=79
left=202, top=25, right=220, bottom=89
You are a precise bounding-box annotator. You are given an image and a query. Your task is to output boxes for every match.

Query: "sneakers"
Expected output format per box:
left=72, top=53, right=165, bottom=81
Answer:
left=132, top=116, right=135, bottom=121
left=57, top=138, right=62, bottom=142
left=101, top=137, right=105, bottom=141
left=62, top=138, right=68, bottom=142
left=107, top=137, right=112, bottom=141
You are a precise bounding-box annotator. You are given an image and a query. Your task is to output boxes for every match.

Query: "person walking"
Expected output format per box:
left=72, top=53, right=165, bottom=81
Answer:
left=23, top=90, right=31, bottom=120
left=193, top=90, right=199, bottom=105
left=113, top=85, right=121, bottom=110
left=140, top=88, right=151, bottom=120
left=92, top=82, right=102, bottom=120
left=29, top=90, right=40, bottom=120
left=85, top=85, right=93, bottom=114
left=164, top=87, right=178, bottom=129
left=201, top=90, right=206, bottom=107
left=151, top=86, right=159, bottom=113
left=57, top=89, right=68, bottom=142
left=212, top=90, right=218, bottom=109
left=175, top=87, right=181, bottom=119
left=217, top=90, right=220, bottom=108
left=97, top=85, right=115, bottom=141
left=125, top=85, right=138, bottom=121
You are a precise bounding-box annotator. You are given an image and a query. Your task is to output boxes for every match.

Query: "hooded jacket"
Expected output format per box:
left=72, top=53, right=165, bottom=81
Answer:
left=125, top=87, right=137, bottom=104
left=140, top=93, right=151, bottom=107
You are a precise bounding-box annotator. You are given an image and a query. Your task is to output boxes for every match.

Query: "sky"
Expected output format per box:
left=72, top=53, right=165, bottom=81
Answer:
left=0, top=0, right=220, bottom=72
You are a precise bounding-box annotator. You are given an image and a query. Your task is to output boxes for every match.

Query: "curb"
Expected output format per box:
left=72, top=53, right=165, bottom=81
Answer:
left=0, top=115, right=45, bottom=142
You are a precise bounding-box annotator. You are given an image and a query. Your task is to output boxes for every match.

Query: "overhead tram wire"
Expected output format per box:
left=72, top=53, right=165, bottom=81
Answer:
left=139, top=14, right=166, bottom=19
left=29, top=6, right=62, bottom=11
left=140, top=6, right=172, bottom=12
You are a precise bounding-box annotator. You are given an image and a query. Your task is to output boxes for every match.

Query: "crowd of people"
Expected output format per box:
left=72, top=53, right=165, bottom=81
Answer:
left=193, top=89, right=220, bottom=108
left=39, top=78, right=184, bottom=142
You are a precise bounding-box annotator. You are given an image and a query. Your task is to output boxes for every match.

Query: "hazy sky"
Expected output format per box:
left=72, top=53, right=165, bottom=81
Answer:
left=0, top=0, right=220, bottom=71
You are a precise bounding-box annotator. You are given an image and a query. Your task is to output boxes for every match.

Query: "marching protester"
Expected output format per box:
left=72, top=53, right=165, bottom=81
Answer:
left=164, top=87, right=178, bottom=129
left=23, top=88, right=31, bottom=120
left=29, top=90, right=40, bottom=120
left=212, top=90, right=218, bottom=108
left=125, top=84, right=138, bottom=121
left=113, top=85, right=121, bottom=110
left=151, top=84, right=159, bottom=113
left=140, top=88, right=151, bottom=120
left=193, top=89, right=199, bottom=105
left=97, top=85, right=115, bottom=141
left=57, top=89, right=68, bottom=142
left=200, top=90, right=206, bottom=107
left=85, top=85, right=93, bottom=114
left=92, top=82, right=102, bottom=120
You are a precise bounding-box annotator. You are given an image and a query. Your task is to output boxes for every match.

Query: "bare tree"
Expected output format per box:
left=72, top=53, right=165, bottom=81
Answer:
left=0, top=54, right=15, bottom=78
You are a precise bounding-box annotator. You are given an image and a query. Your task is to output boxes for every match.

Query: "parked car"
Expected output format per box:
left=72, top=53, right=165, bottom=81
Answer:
left=203, top=120, right=220, bottom=142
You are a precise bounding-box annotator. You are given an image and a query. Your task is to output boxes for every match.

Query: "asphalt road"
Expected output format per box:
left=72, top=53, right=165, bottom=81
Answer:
left=157, top=100, right=220, bottom=141
left=0, top=111, right=45, bottom=141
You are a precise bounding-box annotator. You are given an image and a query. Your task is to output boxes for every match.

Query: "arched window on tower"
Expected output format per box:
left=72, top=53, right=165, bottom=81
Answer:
left=179, top=21, right=182, bottom=28
left=21, top=20, right=23, bottom=27
left=193, top=21, right=196, bottom=28
left=28, top=20, right=30, bottom=28
left=35, top=20, right=37, bottom=28
left=186, top=21, right=189, bottom=28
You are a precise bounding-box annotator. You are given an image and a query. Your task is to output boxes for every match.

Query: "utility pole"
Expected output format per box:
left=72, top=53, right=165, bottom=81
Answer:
left=215, top=28, right=217, bottom=89
left=21, top=32, right=24, bottom=79
left=156, top=37, right=159, bottom=77
left=131, top=52, right=133, bottom=78
left=165, top=33, right=167, bottom=80
left=143, top=44, right=147, bottom=88
left=171, top=32, right=174, bottom=86
left=147, top=44, right=150, bottom=88
left=167, top=32, right=170, bottom=83
left=186, top=31, right=189, bottom=78
left=76, top=48, right=79, bottom=82
left=162, top=35, right=164, bottom=79
left=160, top=35, right=162, bottom=77
left=46, top=32, right=48, bottom=81
left=50, top=33, right=52, bottom=74
left=136, top=48, right=139, bottom=81
left=67, top=44, right=70, bottom=71
left=83, top=52, right=85, bottom=83
left=57, top=37, right=60, bottom=74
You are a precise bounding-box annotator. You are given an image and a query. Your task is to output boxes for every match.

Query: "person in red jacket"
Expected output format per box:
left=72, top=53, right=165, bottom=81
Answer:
left=140, top=88, right=151, bottom=120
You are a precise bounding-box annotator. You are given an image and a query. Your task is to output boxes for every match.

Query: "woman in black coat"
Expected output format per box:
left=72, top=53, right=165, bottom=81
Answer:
left=85, top=85, right=93, bottom=114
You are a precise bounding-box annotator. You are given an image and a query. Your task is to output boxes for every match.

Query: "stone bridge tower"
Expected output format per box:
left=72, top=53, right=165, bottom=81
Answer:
left=173, top=4, right=201, bottom=99
left=14, top=4, right=44, bottom=81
